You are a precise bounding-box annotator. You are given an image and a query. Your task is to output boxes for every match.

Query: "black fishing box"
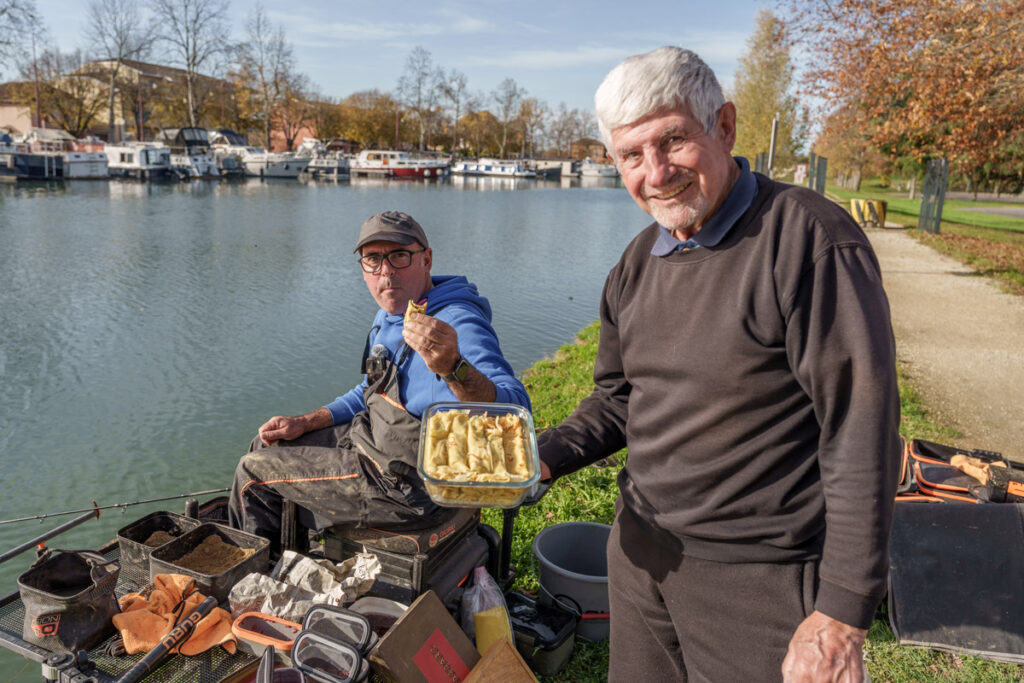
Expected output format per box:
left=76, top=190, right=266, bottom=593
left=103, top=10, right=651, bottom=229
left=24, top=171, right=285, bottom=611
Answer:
left=323, top=509, right=488, bottom=607
left=117, top=510, right=201, bottom=578
left=506, top=590, right=576, bottom=677
left=149, top=522, right=270, bottom=602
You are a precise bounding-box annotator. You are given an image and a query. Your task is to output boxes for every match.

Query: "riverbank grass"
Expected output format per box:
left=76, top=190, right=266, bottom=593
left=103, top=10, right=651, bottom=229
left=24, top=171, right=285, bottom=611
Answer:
left=487, top=321, right=1024, bottom=681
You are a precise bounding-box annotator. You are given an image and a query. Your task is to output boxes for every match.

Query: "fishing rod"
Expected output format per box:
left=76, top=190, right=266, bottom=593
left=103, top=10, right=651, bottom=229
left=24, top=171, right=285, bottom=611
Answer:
left=0, top=488, right=230, bottom=526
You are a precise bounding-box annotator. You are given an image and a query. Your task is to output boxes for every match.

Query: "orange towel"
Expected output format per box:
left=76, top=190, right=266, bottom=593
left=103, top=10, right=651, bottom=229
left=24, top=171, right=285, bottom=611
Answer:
left=112, top=574, right=237, bottom=655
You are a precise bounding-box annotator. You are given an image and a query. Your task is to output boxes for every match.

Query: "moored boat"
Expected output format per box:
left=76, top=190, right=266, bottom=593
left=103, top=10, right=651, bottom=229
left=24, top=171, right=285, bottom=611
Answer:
left=578, top=157, right=618, bottom=177
left=452, top=158, right=535, bottom=178
left=349, top=149, right=449, bottom=179
left=296, top=137, right=350, bottom=179
left=105, top=141, right=177, bottom=180
left=156, top=127, right=220, bottom=179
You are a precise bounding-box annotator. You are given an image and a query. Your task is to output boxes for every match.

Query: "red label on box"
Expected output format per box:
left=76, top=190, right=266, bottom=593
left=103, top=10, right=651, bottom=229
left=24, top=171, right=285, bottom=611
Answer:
left=412, top=628, right=471, bottom=682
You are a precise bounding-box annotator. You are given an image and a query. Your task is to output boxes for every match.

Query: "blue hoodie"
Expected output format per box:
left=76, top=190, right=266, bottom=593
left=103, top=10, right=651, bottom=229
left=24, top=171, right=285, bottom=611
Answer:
left=325, top=275, right=531, bottom=424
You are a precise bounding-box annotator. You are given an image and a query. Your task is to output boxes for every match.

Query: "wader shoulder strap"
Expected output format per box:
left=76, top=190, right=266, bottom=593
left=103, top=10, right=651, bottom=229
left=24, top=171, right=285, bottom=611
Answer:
left=360, top=325, right=381, bottom=375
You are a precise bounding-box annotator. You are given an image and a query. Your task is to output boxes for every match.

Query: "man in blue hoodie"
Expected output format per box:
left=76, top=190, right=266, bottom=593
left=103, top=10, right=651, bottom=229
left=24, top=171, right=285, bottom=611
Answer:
left=228, top=211, right=530, bottom=551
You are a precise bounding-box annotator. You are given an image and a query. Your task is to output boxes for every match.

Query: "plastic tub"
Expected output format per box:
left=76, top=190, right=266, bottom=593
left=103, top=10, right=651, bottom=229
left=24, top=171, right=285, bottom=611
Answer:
left=149, top=522, right=270, bottom=602
left=232, top=612, right=302, bottom=663
left=347, top=597, right=407, bottom=638
left=117, top=511, right=201, bottom=577
left=418, top=402, right=540, bottom=508
left=532, top=522, right=611, bottom=642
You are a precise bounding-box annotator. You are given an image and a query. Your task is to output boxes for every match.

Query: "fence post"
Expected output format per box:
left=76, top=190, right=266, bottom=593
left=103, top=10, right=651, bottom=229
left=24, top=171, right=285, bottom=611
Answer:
left=918, top=158, right=949, bottom=234
left=813, top=156, right=827, bottom=195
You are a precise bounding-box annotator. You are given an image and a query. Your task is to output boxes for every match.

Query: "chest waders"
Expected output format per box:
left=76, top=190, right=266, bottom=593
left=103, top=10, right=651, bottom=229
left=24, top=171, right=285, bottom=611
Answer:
left=228, top=330, right=441, bottom=550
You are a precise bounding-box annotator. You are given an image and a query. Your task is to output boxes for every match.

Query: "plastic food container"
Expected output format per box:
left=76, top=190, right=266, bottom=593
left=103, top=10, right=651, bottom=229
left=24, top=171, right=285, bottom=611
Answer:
left=149, top=522, right=270, bottom=602
left=348, top=597, right=407, bottom=638
left=232, top=612, right=302, bottom=663
left=417, top=402, right=540, bottom=509
left=117, top=511, right=201, bottom=577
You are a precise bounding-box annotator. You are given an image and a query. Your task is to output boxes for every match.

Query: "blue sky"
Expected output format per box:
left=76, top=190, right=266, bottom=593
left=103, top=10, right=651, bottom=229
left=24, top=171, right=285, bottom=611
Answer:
left=36, top=0, right=773, bottom=113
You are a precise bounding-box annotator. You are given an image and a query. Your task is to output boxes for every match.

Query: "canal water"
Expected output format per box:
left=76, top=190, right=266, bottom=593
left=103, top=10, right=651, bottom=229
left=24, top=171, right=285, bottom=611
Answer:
left=0, top=174, right=644, bottom=676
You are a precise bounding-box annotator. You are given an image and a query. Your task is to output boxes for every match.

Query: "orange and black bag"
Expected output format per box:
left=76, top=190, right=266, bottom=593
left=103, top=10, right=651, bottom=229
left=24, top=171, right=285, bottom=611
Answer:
left=908, top=439, right=1023, bottom=504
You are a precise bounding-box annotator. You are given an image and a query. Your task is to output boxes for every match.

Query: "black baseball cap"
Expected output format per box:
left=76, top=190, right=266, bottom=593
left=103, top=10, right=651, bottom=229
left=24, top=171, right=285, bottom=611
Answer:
left=354, top=211, right=429, bottom=252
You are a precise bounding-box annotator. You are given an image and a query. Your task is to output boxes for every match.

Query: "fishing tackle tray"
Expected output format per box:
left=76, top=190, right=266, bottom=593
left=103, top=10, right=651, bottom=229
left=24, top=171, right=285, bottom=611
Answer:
left=0, top=539, right=256, bottom=682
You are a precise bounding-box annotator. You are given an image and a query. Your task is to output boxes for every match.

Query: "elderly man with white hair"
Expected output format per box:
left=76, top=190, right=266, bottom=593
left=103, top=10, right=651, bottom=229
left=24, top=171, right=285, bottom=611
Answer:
left=537, top=47, right=899, bottom=682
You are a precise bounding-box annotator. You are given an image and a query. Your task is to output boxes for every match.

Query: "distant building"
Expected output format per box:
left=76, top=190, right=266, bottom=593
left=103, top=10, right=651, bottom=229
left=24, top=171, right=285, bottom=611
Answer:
left=570, top=137, right=607, bottom=160
left=0, top=82, right=38, bottom=135
left=69, top=58, right=234, bottom=142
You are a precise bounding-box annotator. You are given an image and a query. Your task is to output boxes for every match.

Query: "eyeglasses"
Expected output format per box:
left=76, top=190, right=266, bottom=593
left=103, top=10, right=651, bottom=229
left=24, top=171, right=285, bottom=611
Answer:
left=358, top=248, right=424, bottom=273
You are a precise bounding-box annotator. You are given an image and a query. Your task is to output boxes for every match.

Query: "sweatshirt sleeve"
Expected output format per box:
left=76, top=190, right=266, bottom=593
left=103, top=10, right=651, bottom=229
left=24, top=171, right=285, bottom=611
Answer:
left=784, top=240, right=900, bottom=629
left=539, top=269, right=629, bottom=480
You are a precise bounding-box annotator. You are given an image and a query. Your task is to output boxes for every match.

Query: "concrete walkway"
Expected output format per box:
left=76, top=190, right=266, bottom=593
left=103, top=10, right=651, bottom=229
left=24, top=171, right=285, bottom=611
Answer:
left=865, top=226, right=1024, bottom=457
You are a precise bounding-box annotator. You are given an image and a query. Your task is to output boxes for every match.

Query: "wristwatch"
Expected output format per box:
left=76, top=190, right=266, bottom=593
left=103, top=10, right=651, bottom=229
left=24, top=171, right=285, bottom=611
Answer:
left=443, top=355, right=471, bottom=384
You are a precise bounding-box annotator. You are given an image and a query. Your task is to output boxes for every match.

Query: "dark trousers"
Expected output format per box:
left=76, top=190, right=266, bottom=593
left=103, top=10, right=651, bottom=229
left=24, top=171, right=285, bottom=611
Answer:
left=607, top=502, right=818, bottom=683
left=227, top=425, right=436, bottom=554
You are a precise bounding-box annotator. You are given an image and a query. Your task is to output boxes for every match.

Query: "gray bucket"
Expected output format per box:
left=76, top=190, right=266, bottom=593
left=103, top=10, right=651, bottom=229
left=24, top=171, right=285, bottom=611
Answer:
left=532, top=522, right=611, bottom=642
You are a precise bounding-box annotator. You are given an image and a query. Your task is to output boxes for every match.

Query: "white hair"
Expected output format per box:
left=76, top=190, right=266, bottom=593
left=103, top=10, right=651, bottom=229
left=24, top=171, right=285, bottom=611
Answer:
left=595, top=46, right=725, bottom=153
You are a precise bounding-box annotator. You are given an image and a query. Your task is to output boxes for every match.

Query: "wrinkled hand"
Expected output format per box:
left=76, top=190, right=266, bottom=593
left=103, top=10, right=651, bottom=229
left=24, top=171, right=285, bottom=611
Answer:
left=403, top=312, right=460, bottom=376
left=258, top=415, right=307, bottom=446
left=782, top=611, right=868, bottom=683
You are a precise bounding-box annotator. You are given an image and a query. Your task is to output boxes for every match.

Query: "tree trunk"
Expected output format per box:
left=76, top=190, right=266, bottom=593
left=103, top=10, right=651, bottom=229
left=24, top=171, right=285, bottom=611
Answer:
left=107, top=71, right=118, bottom=143
left=908, top=175, right=916, bottom=200
left=187, top=72, right=197, bottom=128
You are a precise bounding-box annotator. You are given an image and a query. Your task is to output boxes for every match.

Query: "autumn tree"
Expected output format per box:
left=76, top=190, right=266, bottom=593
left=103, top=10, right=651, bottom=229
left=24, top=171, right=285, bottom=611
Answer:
left=150, top=0, right=230, bottom=127
left=731, top=8, right=807, bottom=176
left=19, top=49, right=106, bottom=137
left=491, top=77, right=525, bottom=158
left=459, top=108, right=500, bottom=157
left=440, top=68, right=469, bottom=153
left=87, top=0, right=153, bottom=142
left=338, top=90, right=399, bottom=148
left=397, top=46, right=444, bottom=151
left=517, top=97, right=547, bottom=157
left=234, top=4, right=294, bottom=149
left=783, top=0, right=1024, bottom=192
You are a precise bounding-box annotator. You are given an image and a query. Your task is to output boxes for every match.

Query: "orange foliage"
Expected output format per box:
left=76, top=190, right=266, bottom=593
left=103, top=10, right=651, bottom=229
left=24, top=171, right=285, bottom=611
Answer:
left=784, top=0, right=1024, bottom=182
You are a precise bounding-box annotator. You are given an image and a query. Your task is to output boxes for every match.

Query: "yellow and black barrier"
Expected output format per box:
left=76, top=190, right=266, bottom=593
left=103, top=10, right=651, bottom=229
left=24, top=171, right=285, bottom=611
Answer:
left=849, top=199, right=887, bottom=228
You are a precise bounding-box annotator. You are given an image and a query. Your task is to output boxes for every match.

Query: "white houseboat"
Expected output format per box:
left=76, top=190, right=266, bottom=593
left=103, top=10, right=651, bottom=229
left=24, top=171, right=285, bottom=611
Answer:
left=105, top=142, right=176, bottom=180
left=452, top=158, right=536, bottom=178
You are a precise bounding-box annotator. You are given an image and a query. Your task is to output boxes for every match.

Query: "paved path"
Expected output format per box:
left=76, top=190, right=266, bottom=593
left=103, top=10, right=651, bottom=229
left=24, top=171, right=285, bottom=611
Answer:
left=865, top=226, right=1024, bottom=457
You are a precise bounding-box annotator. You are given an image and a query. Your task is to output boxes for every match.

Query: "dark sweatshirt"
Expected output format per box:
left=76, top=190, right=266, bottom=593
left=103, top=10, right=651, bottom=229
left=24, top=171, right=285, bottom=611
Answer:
left=540, top=174, right=900, bottom=629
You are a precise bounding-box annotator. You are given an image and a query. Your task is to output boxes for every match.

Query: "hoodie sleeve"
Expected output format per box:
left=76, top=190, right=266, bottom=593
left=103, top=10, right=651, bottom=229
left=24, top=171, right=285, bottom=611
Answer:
left=442, top=306, right=531, bottom=411
left=324, top=380, right=367, bottom=426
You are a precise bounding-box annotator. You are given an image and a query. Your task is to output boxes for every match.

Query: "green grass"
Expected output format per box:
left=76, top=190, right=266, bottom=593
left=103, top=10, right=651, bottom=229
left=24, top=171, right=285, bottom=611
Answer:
left=497, top=321, right=1024, bottom=681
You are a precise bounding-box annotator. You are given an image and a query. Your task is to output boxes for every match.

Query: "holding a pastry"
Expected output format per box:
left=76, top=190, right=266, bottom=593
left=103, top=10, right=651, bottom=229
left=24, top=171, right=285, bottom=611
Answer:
left=228, top=210, right=530, bottom=554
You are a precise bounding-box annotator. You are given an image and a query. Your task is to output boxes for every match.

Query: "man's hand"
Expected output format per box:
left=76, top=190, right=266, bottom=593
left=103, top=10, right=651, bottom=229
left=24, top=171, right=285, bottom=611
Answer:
left=403, top=311, right=496, bottom=402
left=402, top=311, right=459, bottom=376
left=258, top=408, right=332, bottom=446
left=781, top=611, right=868, bottom=683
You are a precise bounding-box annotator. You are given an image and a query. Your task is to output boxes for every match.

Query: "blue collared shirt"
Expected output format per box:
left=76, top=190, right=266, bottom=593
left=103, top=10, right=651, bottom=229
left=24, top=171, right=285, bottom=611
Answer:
left=651, top=156, right=757, bottom=256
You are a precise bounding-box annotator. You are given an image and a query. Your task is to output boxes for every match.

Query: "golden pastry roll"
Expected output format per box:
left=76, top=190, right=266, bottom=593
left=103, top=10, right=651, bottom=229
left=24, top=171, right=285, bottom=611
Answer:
left=404, top=299, right=426, bottom=324
left=485, top=422, right=508, bottom=476
left=499, top=414, right=529, bottom=476
left=467, top=415, right=491, bottom=473
left=446, top=412, right=470, bottom=472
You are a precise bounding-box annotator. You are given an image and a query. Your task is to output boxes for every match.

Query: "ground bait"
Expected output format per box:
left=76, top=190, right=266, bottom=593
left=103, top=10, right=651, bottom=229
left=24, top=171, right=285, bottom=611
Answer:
left=143, top=530, right=177, bottom=547
left=174, top=534, right=255, bottom=575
